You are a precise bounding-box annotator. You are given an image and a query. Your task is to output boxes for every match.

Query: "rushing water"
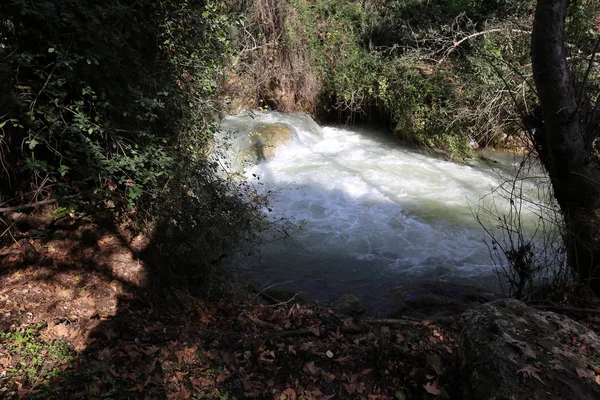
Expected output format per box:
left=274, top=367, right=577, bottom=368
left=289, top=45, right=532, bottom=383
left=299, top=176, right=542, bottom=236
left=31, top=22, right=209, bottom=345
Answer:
left=220, top=112, right=550, bottom=311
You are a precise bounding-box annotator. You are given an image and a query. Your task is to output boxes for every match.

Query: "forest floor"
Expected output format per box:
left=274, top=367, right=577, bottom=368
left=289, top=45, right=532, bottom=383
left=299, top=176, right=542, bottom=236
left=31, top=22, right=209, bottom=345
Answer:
left=0, top=210, right=599, bottom=400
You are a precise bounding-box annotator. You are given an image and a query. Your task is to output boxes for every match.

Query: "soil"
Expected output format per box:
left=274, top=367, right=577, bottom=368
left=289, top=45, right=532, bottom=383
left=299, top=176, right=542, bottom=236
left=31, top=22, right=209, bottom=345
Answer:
left=0, top=210, right=461, bottom=399
left=1, top=210, right=599, bottom=399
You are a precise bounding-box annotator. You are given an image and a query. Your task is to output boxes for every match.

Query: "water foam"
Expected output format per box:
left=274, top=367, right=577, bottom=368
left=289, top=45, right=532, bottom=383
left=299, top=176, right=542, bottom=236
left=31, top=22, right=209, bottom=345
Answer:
left=219, top=112, right=547, bottom=307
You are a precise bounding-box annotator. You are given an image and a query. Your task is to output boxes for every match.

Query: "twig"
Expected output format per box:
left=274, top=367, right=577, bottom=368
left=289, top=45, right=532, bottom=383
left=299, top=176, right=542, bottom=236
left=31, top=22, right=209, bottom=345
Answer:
left=363, top=318, right=420, bottom=326
left=197, top=325, right=371, bottom=340
left=251, top=280, right=292, bottom=302
left=266, top=325, right=374, bottom=338
left=29, top=62, right=57, bottom=115
left=242, top=310, right=275, bottom=328
left=0, top=199, right=57, bottom=213
left=267, top=291, right=303, bottom=308
left=439, top=28, right=530, bottom=64
left=570, top=171, right=600, bottom=188
left=577, top=36, right=600, bottom=113
left=0, top=215, right=19, bottom=239
left=267, top=328, right=313, bottom=338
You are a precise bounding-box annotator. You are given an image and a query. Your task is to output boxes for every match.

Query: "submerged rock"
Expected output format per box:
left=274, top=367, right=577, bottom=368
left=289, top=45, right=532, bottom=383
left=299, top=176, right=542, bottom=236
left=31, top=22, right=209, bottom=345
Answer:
left=329, top=294, right=365, bottom=315
left=248, top=123, right=292, bottom=161
left=459, top=299, right=600, bottom=400
left=389, top=281, right=501, bottom=319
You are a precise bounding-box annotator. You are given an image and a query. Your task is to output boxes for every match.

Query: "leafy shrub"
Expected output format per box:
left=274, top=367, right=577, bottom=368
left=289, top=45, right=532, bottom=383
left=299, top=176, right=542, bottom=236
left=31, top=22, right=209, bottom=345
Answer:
left=0, top=0, right=229, bottom=211
left=0, top=0, right=271, bottom=283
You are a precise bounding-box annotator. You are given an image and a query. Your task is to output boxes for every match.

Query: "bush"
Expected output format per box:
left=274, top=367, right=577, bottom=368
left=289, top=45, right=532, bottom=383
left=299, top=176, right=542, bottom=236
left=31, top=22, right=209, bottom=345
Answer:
left=0, top=0, right=229, bottom=210
left=473, top=159, right=571, bottom=299
left=0, top=0, right=270, bottom=281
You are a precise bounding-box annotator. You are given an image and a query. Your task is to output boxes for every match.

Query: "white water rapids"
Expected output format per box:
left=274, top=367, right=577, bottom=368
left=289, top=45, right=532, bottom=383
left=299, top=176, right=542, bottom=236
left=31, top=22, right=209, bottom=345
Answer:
left=219, top=112, right=553, bottom=311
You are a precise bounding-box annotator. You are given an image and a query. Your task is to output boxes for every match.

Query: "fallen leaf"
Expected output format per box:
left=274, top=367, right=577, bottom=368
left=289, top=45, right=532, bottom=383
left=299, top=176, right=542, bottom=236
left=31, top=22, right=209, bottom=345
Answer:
left=518, top=365, right=545, bottom=385
left=175, top=346, right=197, bottom=364
left=335, top=355, right=352, bottom=363
left=424, top=380, right=442, bottom=395
left=304, top=361, right=319, bottom=375
left=344, top=382, right=366, bottom=394
left=190, top=377, right=209, bottom=390
left=258, top=350, right=275, bottom=364
left=169, top=388, right=190, bottom=399
left=276, top=388, right=297, bottom=400
left=576, top=366, right=595, bottom=381
left=216, top=372, right=229, bottom=383
left=431, top=328, right=444, bottom=341
left=344, top=384, right=355, bottom=395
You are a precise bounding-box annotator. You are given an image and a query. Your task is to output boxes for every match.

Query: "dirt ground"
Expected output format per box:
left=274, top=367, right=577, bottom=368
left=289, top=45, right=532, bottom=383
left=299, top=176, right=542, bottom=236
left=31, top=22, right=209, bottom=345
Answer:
left=0, top=210, right=598, bottom=399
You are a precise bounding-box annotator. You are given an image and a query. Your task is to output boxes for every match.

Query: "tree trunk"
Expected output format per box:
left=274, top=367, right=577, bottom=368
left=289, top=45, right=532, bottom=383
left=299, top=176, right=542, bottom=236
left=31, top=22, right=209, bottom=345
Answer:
left=532, top=0, right=600, bottom=293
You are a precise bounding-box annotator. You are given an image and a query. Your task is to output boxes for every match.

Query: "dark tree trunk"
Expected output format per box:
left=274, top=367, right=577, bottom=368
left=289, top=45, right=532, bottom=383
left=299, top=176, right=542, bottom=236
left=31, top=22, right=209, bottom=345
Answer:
left=532, top=0, right=600, bottom=293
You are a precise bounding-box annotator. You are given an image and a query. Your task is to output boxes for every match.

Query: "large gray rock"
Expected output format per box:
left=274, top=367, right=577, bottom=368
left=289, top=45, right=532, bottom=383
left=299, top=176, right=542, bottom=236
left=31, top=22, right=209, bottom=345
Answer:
left=459, top=299, right=600, bottom=400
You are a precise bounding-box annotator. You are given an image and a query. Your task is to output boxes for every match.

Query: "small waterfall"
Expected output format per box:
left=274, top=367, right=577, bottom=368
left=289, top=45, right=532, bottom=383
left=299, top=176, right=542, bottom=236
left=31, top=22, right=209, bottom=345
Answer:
left=217, top=111, right=324, bottom=173
left=218, top=112, right=555, bottom=311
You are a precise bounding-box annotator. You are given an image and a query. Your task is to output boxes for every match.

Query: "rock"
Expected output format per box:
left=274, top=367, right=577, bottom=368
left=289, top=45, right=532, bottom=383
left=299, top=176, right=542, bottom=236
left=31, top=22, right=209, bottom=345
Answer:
left=329, top=294, right=365, bottom=315
left=389, top=281, right=502, bottom=319
left=458, top=299, right=600, bottom=400
left=248, top=123, right=292, bottom=160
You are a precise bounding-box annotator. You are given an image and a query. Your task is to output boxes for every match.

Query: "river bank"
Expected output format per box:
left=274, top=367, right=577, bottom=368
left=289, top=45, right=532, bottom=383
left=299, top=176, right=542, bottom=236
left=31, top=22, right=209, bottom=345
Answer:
left=2, top=209, right=599, bottom=399
left=0, top=209, right=463, bottom=399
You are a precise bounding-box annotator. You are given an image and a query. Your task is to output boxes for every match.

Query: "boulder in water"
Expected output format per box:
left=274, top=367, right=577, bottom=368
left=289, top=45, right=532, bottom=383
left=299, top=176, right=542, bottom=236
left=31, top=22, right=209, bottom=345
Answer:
left=248, top=123, right=293, bottom=161
left=458, top=299, right=600, bottom=400
left=329, top=294, right=365, bottom=315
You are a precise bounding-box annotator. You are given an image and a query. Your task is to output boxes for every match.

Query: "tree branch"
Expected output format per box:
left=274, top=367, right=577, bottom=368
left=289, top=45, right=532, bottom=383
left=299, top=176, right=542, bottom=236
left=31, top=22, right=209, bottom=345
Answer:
left=439, top=28, right=530, bottom=63
left=0, top=198, right=57, bottom=213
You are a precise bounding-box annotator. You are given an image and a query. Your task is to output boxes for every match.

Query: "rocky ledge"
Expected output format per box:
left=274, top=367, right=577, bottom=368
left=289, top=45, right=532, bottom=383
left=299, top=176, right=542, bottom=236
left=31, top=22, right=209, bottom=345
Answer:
left=459, top=299, right=600, bottom=399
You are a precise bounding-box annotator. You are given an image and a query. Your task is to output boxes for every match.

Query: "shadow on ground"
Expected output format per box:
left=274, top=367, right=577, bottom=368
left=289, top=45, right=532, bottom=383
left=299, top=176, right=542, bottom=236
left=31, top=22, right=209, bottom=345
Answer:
left=0, top=208, right=462, bottom=400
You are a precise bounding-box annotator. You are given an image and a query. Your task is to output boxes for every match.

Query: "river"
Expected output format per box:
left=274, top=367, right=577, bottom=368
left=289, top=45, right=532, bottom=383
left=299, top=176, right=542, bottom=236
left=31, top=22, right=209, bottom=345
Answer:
left=219, top=112, right=557, bottom=312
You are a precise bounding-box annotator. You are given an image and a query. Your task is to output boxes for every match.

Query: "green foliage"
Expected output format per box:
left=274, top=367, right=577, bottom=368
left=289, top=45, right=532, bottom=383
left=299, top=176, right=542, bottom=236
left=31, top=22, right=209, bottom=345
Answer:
left=292, top=0, right=470, bottom=153
left=0, top=0, right=231, bottom=210
left=0, top=0, right=271, bottom=283
left=51, top=205, right=73, bottom=219
left=279, top=0, right=598, bottom=153
left=0, top=326, right=76, bottom=394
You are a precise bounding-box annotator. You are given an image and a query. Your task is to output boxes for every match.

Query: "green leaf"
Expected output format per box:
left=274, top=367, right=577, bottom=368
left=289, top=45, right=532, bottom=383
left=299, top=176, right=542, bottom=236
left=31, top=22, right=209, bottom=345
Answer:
left=57, top=165, right=70, bottom=177
left=48, top=48, right=55, bottom=53
left=27, top=139, right=39, bottom=150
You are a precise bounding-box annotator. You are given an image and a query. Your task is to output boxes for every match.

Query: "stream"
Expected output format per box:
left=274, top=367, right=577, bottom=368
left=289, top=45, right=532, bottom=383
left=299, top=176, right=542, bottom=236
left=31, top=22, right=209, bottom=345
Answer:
left=219, top=112, right=554, bottom=312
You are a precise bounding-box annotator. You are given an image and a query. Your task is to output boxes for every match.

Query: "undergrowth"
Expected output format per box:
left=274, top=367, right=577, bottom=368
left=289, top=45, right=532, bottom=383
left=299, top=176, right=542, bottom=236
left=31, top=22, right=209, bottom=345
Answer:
left=0, top=325, right=76, bottom=397
left=0, top=0, right=269, bottom=279
left=229, top=0, right=599, bottom=156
